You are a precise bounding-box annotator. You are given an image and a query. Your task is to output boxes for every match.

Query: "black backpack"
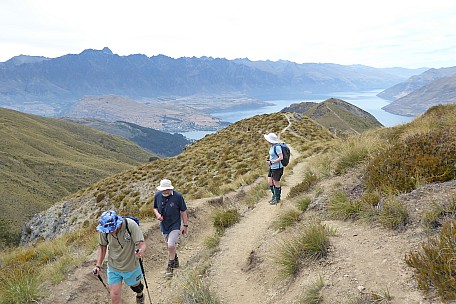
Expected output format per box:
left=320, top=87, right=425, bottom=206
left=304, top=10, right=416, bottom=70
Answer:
left=274, top=143, right=291, bottom=167
left=105, top=215, right=140, bottom=243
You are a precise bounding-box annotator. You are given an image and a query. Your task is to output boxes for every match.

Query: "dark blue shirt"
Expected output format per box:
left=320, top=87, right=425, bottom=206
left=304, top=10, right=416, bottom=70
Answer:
left=153, top=190, right=187, bottom=234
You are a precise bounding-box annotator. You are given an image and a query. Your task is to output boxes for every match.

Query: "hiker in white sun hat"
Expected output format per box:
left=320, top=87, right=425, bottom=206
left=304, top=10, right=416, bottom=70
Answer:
left=264, top=132, right=284, bottom=205
left=153, top=179, right=188, bottom=277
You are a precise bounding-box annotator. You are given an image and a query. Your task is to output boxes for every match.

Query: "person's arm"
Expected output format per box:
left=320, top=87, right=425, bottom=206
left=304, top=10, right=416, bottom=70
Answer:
left=153, top=195, right=164, bottom=221
left=181, top=210, right=189, bottom=234
left=93, top=245, right=107, bottom=275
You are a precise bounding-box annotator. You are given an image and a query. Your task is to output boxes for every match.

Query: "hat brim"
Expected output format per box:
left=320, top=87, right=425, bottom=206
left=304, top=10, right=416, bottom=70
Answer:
left=157, top=186, right=174, bottom=191
left=96, top=217, right=123, bottom=233
left=264, top=134, right=279, bottom=144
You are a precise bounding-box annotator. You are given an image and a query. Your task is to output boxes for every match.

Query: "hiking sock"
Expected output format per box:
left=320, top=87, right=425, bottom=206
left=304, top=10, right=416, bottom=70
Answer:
left=174, top=254, right=179, bottom=268
left=269, top=186, right=275, bottom=202
left=274, top=186, right=281, bottom=202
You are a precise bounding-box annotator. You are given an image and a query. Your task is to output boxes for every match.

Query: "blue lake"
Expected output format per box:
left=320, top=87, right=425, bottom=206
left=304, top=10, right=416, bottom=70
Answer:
left=180, top=90, right=415, bottom=140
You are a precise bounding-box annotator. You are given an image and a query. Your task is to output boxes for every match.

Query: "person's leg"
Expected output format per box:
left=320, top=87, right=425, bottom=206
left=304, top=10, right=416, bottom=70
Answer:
left=166, top=230, right=181, bottom=275
left=271, top=168, right=283, bottom=204
left=124, top=266, right=145, bottom=304
left=131, top=282, right=144, bottom=303
left=267, top=170, right=275, bottom=203
left=107, top=268, right=123, bottom=304
left=110, top=282, right=122, bottom=304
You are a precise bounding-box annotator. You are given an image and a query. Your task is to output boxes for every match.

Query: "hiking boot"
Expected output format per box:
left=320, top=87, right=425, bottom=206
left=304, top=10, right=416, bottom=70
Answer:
left=165, top=261, right=174, bottom=277
left=269, top=197, right=277, bottom=205
left=136, top=293, right=145, bottom=304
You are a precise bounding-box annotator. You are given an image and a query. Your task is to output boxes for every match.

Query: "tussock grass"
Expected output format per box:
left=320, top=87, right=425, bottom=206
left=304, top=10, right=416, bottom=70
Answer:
left=333, top=131, right=384, bottom=175
left=212, top=208, right=241, bottom=234
left=182, top=271, right=221, bottom=304
left=272, top=209, right=302, bottom=230
left=275, top=222, right=334, bottom=277
left=422, top=197, right=456, bottom=231
left=244, top=182, right=269, bottom=208
left=350, top=287, right=392, bottom=304
left=0, top=227, right=99, bottom=302
left=327, top=191, right=365, bottom=221
left=204, top=235, right=221, bottom=255
left=377, top=198, right=409, bottom=230
left=298, top=275, right=324, bottom=304
left=288, top=171, right=318, bottom=199
left=296, top=196, right=312, bottom=212
left=0, top=263, right=42, bottom=304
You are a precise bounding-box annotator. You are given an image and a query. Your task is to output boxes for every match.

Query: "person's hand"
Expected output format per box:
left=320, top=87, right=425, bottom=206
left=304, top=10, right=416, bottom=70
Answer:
left=135, top=248, right=144, bottom=258
left=266, top=159, right=271, bottom=166
left=156, top=214, right=164, bottom=221
left=181, top=225, right=188, bottom=234
left=92, top=265, right=101, bottom=276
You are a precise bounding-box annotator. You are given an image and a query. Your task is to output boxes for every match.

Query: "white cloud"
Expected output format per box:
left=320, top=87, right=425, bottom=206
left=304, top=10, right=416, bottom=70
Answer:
left=1, top=0, right=455, bottom=68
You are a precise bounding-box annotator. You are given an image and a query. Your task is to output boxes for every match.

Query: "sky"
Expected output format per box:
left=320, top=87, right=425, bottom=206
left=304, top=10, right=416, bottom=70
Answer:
left=1, top=0, right=456, bottom=69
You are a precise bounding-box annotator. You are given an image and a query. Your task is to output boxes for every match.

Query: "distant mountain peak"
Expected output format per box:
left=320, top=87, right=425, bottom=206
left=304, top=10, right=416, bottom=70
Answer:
left=101, top=47, right=113, bottom=55
left=79, top=47, right=113, bottom=56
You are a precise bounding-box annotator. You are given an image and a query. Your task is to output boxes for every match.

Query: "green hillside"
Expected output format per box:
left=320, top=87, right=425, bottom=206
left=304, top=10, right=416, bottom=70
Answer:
left=0, top=107, right=156, bottom=244
left=282, top=98, right=383, bottom=135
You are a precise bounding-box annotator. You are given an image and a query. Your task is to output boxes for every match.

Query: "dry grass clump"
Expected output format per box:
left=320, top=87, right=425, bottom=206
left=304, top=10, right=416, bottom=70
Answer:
left=272, top=209, right=302, bottom=230
left=405, top=219, right=456, bottom=301
left=350, top=288, right=392, bottom=304
left=288, top=171, right=318, bottom=199
left=0, top=227, right=99, bottom=303
left=297, top=275, right=324, bottom=304
left=422, top=197, right=456, bottom=231
left=327, top=191, right=410, bottom=231
left=212, top=208, right=241, bottom=234
left=296, top=196, right=312, bottom=212
left=275, top=222, right=334, bottom=277
left=182, top=271, right=221, bottom=304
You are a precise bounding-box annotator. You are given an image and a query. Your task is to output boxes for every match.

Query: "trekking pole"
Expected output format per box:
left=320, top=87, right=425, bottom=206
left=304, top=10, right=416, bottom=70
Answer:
left=93, top=269, right=110, bottom=295
left=136, top=249, right=152, bottom=304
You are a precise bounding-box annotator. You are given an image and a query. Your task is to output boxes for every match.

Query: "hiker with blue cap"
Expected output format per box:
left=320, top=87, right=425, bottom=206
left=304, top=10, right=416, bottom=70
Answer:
left=93, top=210, right=147, bottom=304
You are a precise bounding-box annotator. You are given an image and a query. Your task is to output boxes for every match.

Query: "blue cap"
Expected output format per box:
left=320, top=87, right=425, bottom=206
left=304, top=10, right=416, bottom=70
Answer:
left=96, top=210, right=123, bottom=233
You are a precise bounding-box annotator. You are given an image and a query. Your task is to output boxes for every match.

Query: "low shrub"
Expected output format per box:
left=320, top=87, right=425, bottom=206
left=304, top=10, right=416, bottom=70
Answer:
left=365, top=127, right=456, bottom=194
left=405, top=220, right=456, bottom=301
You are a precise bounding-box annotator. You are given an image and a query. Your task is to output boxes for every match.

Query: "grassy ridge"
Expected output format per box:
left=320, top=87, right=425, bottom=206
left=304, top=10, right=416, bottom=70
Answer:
left=0, top=107, right=156, bottom=243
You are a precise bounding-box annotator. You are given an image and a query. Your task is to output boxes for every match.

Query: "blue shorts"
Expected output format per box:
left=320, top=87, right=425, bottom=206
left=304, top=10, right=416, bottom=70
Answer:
left=107, top=265, right=143, bottom=286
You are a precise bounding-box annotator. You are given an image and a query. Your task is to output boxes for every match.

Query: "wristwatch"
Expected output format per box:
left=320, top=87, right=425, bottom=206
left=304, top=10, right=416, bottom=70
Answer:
left=183, top=224, right=189, bottom=227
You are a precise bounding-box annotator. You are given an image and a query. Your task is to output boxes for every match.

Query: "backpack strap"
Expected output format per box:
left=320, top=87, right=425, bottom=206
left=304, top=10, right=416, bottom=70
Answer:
left=124, top=217, right=131, bottom=236
left=273, top=144, right=283, bottom=167
left=273, top=143, right=278, bottom=157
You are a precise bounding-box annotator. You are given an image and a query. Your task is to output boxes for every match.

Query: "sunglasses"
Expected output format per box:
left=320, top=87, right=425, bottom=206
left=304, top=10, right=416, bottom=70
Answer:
left=103, top=221, right=117, bottom=228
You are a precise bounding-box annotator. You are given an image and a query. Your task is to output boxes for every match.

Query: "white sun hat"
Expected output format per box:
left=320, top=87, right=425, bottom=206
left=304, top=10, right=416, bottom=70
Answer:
left=264, top=132, right=279, bottom=144
left=157, top=179, right=174, bottom=190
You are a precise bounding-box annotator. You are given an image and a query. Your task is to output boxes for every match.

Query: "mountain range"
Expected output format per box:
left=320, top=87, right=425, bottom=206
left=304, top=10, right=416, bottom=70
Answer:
left=0, top=47, right=421, bottom=118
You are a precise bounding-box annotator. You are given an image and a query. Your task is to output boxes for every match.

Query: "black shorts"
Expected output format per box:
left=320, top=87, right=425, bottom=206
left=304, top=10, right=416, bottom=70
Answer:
left=268, top=167, right=284, bottom=181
